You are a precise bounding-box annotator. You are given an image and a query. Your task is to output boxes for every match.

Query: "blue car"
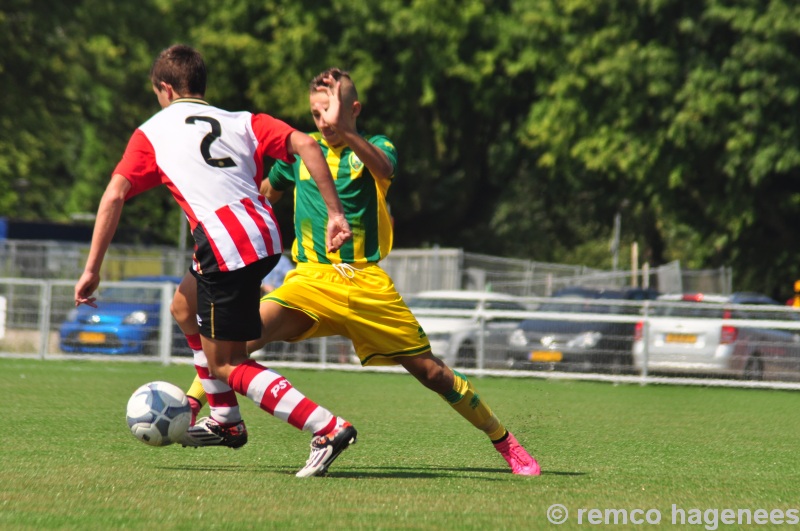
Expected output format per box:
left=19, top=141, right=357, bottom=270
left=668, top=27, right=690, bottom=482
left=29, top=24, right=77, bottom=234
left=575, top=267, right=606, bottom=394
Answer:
left=59, top=276, right=188, bottom=355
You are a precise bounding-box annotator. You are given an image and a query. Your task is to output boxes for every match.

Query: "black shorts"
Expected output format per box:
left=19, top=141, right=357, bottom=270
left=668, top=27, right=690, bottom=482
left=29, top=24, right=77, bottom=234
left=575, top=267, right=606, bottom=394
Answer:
left=191, top=255, right=280, bottom=341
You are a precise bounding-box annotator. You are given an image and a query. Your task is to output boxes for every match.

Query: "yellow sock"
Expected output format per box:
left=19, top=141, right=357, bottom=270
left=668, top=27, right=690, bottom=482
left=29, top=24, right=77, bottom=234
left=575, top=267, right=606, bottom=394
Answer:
left=441, top=370, right=506, bottom=441
left=187, top=375, right=207, bottom=406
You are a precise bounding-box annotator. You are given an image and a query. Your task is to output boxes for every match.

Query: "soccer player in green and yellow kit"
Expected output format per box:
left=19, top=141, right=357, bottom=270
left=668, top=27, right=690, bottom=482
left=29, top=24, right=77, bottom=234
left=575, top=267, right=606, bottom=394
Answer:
left=175, top=68, right=540, bottom=476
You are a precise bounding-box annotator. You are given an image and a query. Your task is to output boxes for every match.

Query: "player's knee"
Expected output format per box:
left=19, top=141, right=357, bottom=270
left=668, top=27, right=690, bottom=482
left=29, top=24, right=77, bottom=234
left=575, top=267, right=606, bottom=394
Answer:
left=425, top=362, right=451, bottom=389
left=401, top=353, right=453, bottom=393
left=170, top=299, right=190, bottom=324
left=207, top=364, right=231, bottom=384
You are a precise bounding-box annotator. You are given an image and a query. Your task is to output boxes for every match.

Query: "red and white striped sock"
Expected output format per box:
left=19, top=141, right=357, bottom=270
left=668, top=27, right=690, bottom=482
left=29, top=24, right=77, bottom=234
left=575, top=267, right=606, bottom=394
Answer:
left=228, top=360, right=336, bottom=435
left=187, top=333, right=242, bottom=426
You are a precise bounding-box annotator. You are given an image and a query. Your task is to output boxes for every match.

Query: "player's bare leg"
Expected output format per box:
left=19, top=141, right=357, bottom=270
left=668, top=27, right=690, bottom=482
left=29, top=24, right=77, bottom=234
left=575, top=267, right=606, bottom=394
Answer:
left=246, top=302, right=316, bottom=353
left=171, top=274, right=232, bottom=430
left=398, top=352, right=540, bottom=476
left=182, top=338, right=251, bottom=448
left=187, top=335, right=356, bottom=476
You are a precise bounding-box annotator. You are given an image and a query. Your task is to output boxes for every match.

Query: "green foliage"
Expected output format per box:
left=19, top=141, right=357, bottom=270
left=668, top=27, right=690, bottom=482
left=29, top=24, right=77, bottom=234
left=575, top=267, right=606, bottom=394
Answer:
left=3, top=0, right=800, bottom=294
left=0, top=0, right=182, bottom=242
left=665, top=0, right=800, bottom=293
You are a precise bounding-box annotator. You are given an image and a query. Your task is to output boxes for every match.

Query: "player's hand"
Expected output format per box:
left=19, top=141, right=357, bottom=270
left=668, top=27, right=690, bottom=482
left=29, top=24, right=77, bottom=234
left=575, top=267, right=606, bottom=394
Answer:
left=326, top=214, right=352, bottom=253
left=74, top=271, right=100, bottom=308
left=314, top=76, right=341, bottom=128
left=313, top=75, right=357, bottom=136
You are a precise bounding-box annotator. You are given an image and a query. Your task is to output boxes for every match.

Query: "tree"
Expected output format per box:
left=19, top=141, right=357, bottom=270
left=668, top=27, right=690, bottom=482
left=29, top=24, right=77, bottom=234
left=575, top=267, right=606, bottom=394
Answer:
left=0, top=0, right=187, bottom=242
left=666, top=0, right=800, bottom=294
left=0, top=0, right=80, bottom=219
left=4, top=0, right=800, bottom=297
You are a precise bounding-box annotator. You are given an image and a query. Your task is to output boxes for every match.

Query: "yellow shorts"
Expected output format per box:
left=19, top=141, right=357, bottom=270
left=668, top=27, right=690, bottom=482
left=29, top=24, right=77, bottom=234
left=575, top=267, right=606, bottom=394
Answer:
left=263, top=262, right=431, bottom=366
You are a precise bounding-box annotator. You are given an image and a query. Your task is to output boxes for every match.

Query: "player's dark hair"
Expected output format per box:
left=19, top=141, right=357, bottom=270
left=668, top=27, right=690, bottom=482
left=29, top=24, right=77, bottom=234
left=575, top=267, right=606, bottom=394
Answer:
left=309, top=68, right=358, bottom=101
left=150, top=44, right=207, bottom=96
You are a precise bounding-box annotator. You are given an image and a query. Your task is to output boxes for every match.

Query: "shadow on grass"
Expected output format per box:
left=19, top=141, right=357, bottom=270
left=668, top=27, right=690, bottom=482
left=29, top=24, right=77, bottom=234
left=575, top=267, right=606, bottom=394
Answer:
left=159, top=464, right=586, bottom=479
left=318, top=466, right=507, bottom=480
left=158, top=465, right=252, bottom=472
left=327, top=467, right=587, bottom=479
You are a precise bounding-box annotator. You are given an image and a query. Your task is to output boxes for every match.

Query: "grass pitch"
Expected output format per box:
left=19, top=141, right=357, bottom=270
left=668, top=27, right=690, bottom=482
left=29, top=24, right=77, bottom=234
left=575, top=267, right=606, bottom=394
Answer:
left=2, top=357, right=799, bottom=530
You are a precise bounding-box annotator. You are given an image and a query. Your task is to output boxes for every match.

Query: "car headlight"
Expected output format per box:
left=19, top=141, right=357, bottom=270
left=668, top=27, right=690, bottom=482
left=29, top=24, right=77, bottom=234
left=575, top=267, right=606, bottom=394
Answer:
left=508, top=328, right=528, bottom=348
left=122, top=311, right=149, bottom=325
left=566, top=331, right=602, bottom=349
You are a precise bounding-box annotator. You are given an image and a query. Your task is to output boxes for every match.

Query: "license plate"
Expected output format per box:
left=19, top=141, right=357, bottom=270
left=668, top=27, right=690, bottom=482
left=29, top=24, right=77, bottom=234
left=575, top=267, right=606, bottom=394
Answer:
left=665, top=333, right=697, bottom=344
left=78, top=332, right=106, bottom=344
left=530, top=351, right=563, bottom=362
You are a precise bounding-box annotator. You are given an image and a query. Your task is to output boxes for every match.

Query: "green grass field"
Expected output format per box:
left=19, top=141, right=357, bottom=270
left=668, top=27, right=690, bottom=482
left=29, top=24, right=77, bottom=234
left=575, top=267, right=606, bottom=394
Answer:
left=2, top=357, right=799, bottom=530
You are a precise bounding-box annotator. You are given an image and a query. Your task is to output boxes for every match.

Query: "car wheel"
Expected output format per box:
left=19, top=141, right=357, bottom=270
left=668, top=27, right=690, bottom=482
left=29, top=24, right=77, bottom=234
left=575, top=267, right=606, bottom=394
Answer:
left=608, top=353, right=632, bottom=375
left=456, top=342, right=476, bottom=368
left=143, top=332, right=160, bottom=356
left=604, top=354, right=621, bottom=374
left=509, top=359, right=536, bottom=371
left=743, top=356, right=764, bottom=381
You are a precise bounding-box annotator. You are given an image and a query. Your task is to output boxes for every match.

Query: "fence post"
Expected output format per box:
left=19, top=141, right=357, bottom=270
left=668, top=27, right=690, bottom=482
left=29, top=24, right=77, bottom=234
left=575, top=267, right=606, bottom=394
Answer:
left=158, top=282, right=173, bottom=366
left=38, top=280, right=51, bottom=360
left=0, top=295, right=6, bottom=341
left=319, top=336, right=328, bottom=367
left=640, top=304, right=651, bottom=386
left=477, top=314, right=486, bottom=371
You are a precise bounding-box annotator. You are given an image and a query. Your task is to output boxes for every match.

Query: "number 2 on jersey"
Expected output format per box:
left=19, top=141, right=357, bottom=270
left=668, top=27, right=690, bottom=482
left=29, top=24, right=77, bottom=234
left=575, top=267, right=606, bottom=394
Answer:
left=185, top=116, right=237, bottom=168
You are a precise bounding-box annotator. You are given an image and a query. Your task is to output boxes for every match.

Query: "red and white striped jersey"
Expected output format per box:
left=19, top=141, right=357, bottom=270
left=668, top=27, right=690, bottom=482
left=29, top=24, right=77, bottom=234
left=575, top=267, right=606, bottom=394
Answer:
left=113, top=98, right=294, bottom=273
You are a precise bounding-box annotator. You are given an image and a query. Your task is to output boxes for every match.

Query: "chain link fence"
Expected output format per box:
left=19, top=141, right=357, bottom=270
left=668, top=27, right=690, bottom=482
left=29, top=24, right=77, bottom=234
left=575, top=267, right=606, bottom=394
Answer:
left=1, top=240, right=732, bottom=297
left=6, top=239, right=773, bottom=389
left=2, top=279, right=800, bottom=390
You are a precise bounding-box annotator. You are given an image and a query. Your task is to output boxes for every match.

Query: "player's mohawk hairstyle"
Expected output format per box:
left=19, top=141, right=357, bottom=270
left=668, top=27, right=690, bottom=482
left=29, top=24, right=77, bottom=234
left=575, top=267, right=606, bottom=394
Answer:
left=309, top=68, right=359, bottom=103
left=309, top=68, right=351, bottom=91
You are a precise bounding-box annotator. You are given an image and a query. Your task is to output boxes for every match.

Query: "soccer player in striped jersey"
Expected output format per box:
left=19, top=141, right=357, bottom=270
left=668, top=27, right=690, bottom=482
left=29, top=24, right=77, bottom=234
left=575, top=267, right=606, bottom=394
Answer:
left=176, top=68, right=540, bottom=476
left=74, top=45, right=357, bottom=477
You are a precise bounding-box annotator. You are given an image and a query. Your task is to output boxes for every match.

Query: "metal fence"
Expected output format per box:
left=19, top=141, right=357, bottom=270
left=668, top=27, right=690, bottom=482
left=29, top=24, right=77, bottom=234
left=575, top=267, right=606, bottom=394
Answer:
left=0, top=277, right=364, bottom=366
left=2, top=277, right=798, bottom=390
left=460, top=254, right=733, bottom=297
left=0, top=239, right=191, bottom=282
left=0, top=240, right=732, bottom=298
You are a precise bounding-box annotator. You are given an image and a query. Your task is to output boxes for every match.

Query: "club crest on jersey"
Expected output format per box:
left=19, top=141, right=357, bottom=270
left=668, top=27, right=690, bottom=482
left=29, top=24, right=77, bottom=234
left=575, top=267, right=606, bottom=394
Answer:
left=348, top=153, right=364, bottom=172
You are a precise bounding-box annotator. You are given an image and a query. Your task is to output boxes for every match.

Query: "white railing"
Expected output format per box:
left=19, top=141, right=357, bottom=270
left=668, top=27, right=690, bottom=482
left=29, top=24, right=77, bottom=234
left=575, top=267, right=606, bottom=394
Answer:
left=4, top=278, right=796, bottom=389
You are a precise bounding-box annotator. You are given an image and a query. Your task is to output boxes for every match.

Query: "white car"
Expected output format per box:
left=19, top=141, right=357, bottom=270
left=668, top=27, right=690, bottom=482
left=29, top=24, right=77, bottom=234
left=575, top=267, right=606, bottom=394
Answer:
left=405, top=290, right=529, bottom=368
left=633, top=292, right=800, bottom=380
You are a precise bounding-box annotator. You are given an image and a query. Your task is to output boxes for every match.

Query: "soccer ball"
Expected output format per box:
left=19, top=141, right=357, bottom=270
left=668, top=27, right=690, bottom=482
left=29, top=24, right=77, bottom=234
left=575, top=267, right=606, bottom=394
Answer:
left=126, top=381, right=191, bottom=447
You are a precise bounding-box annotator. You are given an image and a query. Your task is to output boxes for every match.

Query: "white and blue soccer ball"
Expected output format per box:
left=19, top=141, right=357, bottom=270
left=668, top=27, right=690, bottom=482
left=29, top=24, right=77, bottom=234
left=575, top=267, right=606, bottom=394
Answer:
left=126, top=381, right=191, bottom=447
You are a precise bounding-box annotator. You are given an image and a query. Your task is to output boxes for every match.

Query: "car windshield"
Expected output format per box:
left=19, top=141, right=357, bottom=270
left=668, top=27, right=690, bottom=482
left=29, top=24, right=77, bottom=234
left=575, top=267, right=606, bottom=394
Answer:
left=650, top=304, right=724, bottom=318
left=406, top=298, right=479, bottom=311
left=537, top=301, right=610, bottom=314
left=649, top=302, right=800, bottom=320
left=98, top=286, right=164, bottom=304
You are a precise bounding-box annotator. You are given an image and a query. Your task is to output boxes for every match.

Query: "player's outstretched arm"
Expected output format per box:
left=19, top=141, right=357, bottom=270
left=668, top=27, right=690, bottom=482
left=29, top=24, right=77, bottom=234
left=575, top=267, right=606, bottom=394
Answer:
left=314, top=76, right=394, bottom=181
left=74, top=174, right=131, bottom=307
left=287, top=131, right=352, bottom=252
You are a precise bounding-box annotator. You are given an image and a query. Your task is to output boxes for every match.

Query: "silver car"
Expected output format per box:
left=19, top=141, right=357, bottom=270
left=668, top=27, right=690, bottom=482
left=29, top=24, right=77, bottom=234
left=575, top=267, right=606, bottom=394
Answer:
left=406, top=290, right=529, bottom=368
left=633, top=292, right=800, bottom=380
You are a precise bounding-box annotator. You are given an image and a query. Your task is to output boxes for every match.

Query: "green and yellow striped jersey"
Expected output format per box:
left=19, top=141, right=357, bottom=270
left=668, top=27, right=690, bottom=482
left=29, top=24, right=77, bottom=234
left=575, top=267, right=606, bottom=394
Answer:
left=268, top=132, right=397, bottom=265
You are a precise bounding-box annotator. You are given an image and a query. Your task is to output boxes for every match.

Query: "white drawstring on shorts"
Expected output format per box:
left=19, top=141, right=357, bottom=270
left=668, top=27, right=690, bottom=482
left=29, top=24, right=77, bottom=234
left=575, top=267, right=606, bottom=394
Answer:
left=333, top=262, right=357, bottom=279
